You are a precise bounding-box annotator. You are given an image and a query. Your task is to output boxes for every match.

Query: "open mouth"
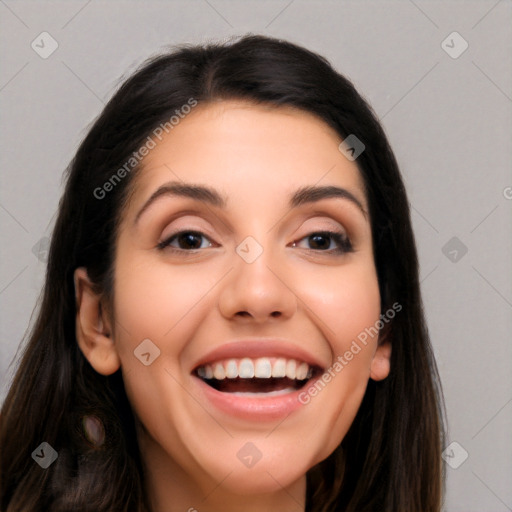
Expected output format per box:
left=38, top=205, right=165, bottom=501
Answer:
left=194, top=357, right=322, bottom=396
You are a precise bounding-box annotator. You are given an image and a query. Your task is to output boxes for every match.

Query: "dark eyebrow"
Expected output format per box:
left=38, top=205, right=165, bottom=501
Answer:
left=290, top=185, right=367, bottom=217
left=134, top=181, right=366, bottom=225
left=134, top=181, right=227, bottom=225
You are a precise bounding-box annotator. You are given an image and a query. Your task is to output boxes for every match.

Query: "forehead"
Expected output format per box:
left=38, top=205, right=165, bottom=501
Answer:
left=127, top=100, right=366, bottom=212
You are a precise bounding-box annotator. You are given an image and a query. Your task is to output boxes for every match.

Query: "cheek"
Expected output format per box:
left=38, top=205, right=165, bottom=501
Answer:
left=109, top=256, right=228, bottom=421
left=294, top=261, right=381, bottom=458
left=112, top=257, right=222, bottom=359
left=295, top=261, right=381, bottom=351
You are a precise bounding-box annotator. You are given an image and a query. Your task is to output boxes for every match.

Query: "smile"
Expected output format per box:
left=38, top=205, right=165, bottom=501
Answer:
left=191, top=341, right=326, bottom=420
left=195, top=357, right=320, bottom=395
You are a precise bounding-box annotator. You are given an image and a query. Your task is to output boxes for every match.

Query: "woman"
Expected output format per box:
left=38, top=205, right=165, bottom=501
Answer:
left=0, top=34, right=445, bottom=511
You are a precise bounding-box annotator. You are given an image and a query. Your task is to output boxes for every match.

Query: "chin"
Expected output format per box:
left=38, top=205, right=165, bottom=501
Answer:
left=193, top=441, right=317, bottom=496
left=212, top=463, right=306, bottom=495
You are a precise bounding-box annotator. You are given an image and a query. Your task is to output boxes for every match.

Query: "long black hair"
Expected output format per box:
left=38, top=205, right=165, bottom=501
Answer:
left=0, top=34, right=445, bottom=511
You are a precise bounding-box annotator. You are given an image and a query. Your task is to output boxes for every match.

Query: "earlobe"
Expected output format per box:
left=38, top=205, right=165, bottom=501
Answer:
left=74, top=267, right=121, bottom=376
left=370, top=341, right=391, bottom=381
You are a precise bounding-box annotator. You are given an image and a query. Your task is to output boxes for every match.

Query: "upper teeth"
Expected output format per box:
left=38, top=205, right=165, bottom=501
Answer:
left=197, top=357, right=312, bottom=380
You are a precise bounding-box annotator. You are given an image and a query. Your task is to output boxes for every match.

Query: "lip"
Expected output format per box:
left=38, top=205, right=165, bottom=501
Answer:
left=191, top=338, right=328, bottom=371
left=191, top=372, right=321, bottom=421
left=189, top=338, right=327, bottom=421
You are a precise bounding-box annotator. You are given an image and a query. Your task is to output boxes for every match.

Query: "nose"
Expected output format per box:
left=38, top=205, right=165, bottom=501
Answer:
left=217, top=243, right=298, bottom=324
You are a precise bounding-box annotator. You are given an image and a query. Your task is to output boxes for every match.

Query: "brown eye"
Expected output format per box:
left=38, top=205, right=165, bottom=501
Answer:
left=293, top=231, right=352, bottom=254
left=158, top=231, right=213, bottom=251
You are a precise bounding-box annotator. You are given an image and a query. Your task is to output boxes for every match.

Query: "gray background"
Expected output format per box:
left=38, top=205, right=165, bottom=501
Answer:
left=1, top=1, right=511, bottom=510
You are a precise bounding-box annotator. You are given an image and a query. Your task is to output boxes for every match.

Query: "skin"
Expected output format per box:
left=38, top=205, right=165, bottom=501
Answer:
left=74, top=100, right=391, bottom=512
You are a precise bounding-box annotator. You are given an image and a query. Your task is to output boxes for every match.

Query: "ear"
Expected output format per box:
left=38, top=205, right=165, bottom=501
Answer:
left=74, top=267, right=121, bottom=375
left=370, top=339, right=391, bottom=382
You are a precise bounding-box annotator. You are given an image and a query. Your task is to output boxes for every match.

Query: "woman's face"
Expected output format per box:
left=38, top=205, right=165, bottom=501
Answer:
left=83, top=100, right=389, bottom=498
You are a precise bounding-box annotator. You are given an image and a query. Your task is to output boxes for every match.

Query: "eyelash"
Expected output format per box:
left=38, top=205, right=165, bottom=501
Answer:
left=157, top=230, right=353, bottom=255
